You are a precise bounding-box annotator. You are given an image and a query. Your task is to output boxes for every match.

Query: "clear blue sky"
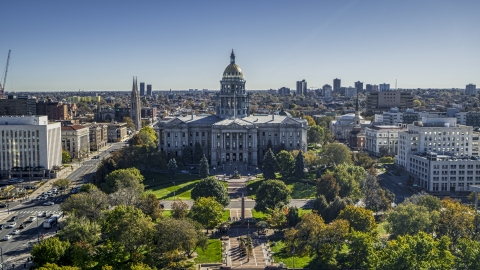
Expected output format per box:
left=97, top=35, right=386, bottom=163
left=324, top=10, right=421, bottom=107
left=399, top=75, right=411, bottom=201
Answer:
left=1, top=0, right=479, bottom=91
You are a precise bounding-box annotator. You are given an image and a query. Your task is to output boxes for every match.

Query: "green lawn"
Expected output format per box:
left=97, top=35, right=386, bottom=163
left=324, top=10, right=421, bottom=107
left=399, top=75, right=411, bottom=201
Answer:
left=221, top=210, right=230, bottom=222
left=252, top=209, right=268, bottom=221
left=377, top=220, right=390, bottom=240
left=143, top=172, right=199, bottom=186
left=247, top=179, right=316, bottom=199
left=146, top=180, right=199, bottom=200
left=195, top=239, right=222, bottom=264
left=270, top=239, right=313, bottom=268
left=298, top=208, right=312, bottom=217
left=163, top=210, right=172, bottom=217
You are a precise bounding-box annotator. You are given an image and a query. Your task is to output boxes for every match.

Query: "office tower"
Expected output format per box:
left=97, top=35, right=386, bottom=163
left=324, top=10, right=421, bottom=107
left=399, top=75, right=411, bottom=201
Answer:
left=296, top=80, right=307, bottom=96
left=0, top=95, right=37, bottom=116
left=0, top=116, right=61, bottom=178
left=366, top=91, right=414, bottom=113
left=379, top=83, right=390, bottom=92
left=147, top=84, right=152, bottom=96
left=466, top=84, right=476, bottom=95
left=355, top=81, right=363, bottom=93
left=333, top=78, right=341, bottom=92
left=278, top=87, right=290, bottom=96
left=140, top=82, right=145, bottom=96
left=366, top=84, right=373, bottom=92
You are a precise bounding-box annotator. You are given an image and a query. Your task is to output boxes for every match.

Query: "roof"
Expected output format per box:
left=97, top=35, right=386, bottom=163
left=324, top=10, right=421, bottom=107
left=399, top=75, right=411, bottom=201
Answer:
left=61, top=125, right=87, bottom=131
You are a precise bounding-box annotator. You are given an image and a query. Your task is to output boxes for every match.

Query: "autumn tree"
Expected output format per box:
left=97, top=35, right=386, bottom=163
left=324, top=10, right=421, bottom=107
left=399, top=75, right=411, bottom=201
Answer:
left=338, top=205, right=377, bottom=234
left=136, top=193, right=164, bottom=220
left=321, top=143, right=352, bottom=166
left=276, top=150, right=295, bottom=179
left=171, top=199, right=189, bottom=219
left=316, top=174, right=340, bottom=203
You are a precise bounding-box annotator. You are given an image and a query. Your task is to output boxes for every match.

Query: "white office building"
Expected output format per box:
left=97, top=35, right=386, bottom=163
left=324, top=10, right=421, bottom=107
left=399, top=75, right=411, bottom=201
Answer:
left=0, top=116, right=62, bottom=179
left=396, top=117, right=480, bottom=192
left=365, top=125, right=406, bottom=157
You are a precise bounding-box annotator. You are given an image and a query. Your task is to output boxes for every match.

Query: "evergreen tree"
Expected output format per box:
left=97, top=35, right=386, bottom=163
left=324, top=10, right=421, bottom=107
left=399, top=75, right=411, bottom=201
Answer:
left=193, top=141, right=204, bottom=164
left=199, top=155, right=210, bottom=178
left=182, top=146, right=193, bottom=166
left=294, top=150, right=306, bottom=179
left=167, top=158, right=177, bottom=180
left=286, top=206, right=300, bottom=227
left=262, top=149, right=277, bottom=180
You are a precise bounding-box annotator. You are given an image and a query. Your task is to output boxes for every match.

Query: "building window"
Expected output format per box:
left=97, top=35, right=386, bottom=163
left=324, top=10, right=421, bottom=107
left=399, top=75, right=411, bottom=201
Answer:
left=167, top=132, right=170, bottom=138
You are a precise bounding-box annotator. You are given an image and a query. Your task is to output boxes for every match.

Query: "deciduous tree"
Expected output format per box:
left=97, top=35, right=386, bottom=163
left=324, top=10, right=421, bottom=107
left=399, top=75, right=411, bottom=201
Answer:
left=316, top=174, right=340, bottom=203
left=62, top=150, right=71, bottom=164
left=52, top=178, right=72, bottom=194
left=171, top=199, right=189, bottom=219
left=58, top=214, right=101, bottom=245
left=189, top=197, right=224, bottom=231
left=31, top=237, right=70, bottom=268
left=136, top=193, right=164, bottom=220
left=385, top=202, right=436, bottom=236
left=276, top=150, right=295, bottom=179
left=103, top=167, right=144, bottom=194
left=321, top=143, right=352, bottom=166
left=191, top=176, right=230, bottom=207
left=155, top=218, right=208, bottom=258
left=254, top=180, right=291, bottom=212
left=338, top=205, right=377, bottom=234
left=307, top=125, right=324, bottom=144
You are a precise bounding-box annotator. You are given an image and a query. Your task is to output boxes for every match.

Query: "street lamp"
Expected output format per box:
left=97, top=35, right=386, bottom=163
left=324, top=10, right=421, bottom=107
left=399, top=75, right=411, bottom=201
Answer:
left=213, top=167, right=216, bottom=176
left=172, top=182, right=176, bottom=200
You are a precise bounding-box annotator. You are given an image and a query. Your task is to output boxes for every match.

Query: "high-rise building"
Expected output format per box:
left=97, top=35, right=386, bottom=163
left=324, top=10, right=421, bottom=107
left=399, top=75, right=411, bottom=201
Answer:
left=366, top=91, right=414, bottom=113
left=322, top=84, right=332, bottom=99
left=333, top=78, right=341, bottom=92
left=0, top=116, right=61, bottom=179
left=355, top=81, right=363, bottom=93
left=379, top=83, right=390, bottom=92
left=366, top=84, right=372, bottom=92
left=466, top=84, right=476, bottom=95
left=36, top=99, right=69, bottom=120
left=130, top=78, right=141, bottom=131
left=0, top=95, right=37, bottom=116
left=296, top=80, right=307, bottom=96
left=278, top=87, right=290, bottom=96
left=140, top=82, right=145, bottom=96
left=147, top=84, right=152, bottom=96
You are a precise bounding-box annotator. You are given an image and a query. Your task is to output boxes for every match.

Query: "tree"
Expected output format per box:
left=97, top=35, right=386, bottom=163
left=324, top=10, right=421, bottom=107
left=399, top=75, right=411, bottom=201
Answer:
left=385, top=202, right=436, bottom=236
left=454, top=238, right=480, bottom=270
left=346, top=231, right=377, bottom=269
left=436, top=198, right=474, bottom=245
left=416, top=194, right=442, bottom=212
left=191, top=176, right=230, bottom=207
left=123, top=116, right=135, bottom=130
left=62, top=150, right=71, bottom=164
left=286, top=206, right=300, bottom=228
left=167, top=158, right=178, bottom=180
left=330, top=164, right=365, bottom=199
left=57, top=214, right=101, bottom=245
left=276, top=150, right=295, bottom=179
left=171, top=199, right=189, bottom=219
left=52, top=178, right=72, bottom=194
left=182, top=146, right=193, bottom=165
left=267, top=207, right=288, bottom=229
left=294, top=151, right=306, bottom=179
left=103, top=205, right=155, bottom=258
left=413, top=99, right=422, bottom=107
left=303, top=115, right=316, bottom=126
left=353, top=152, right=374, bottom=169
left=155, top=218, right=208, bottom=258
left=199, top=155, right=210, bottom=178
left=103, top=167, right=144, bottom=195
left=31, top=237, right=70, bottom=268
left=37, top=263, right=80, bottom=270
left=262, top=149, right=277, bottom=180
left=189, top=197, right=224, bottom=232
left=255, top=180, right=291, bottom=212
left=60, top=189, right=109, bottom=221
left=375, top=232, right=454, bottom=270
left=193, top=141, right=204, bottom=164
left=79, top=183, right=97, bottom=193
left=338, top=205, right=377, bottom=234
left=324, top=196, right=351, bottom=223
left=316, top=174, right=340, bottom=203
left=130, top=126, right=158, bottom=148
left=363, top=173, right=393, bottom=212
left=307, top=125, right=324, bottom=144
left=136, top=193, right=164, bottom=220
left=321, top=143, right=352, bottom=166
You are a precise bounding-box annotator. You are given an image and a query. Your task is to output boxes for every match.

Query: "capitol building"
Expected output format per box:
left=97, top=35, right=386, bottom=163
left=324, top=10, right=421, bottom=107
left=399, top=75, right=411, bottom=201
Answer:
left=157, top=51, right=308, bottom=171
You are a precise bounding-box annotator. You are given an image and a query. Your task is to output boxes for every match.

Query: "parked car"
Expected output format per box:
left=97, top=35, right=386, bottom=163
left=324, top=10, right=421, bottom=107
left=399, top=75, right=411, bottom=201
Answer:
left=17, top=179, right=24, bottom=183
left=3, top=235, right=12, bottom=241
left=11, top=229, right=20, bottom=235
left=0, top=224, right=4, bottom=230
left=19, top=224, right=25, bottom=229
left=0, top=203, right=6, bottom=208
left=8, top=179, right=18, bottom=184
left=6, top=223, right=16, bottom=228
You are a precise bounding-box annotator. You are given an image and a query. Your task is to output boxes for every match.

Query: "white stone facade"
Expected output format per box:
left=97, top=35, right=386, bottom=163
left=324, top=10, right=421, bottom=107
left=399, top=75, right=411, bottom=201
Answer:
left=61, top=125, right=90, bottom=160
left=365, top=125, right=406, bottom=157
left=0, top=115, right=62, bottom=175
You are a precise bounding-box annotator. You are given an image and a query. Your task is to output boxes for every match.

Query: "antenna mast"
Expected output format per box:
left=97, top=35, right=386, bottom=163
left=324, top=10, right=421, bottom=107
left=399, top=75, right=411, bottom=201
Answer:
left=0, top=50, right=11, bottom=99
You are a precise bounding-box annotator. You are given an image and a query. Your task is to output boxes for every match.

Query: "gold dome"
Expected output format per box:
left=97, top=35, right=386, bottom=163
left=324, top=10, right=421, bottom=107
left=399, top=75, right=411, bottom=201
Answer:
left=222, top=50, right=244, bottom=79
left=223, top=63, right=243, bottom=79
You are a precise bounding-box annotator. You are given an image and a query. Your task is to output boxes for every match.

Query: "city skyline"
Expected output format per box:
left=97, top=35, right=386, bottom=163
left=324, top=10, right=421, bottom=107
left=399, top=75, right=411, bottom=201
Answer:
left=1, top=0, right=479, bottom=92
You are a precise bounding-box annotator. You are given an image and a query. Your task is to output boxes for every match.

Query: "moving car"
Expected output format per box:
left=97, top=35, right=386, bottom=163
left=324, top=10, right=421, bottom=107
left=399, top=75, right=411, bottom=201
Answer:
left=11, top=229, right=20, bottom=235
left=38, top=212, right=46, bottom=217
left=0, top=203, right=6, bottom=208
left=8, top=216, right=17, bottom=221
left=43, top=201, right=54, bottom=206
left=6, top=222, right=16, bottom=228
left=27, top=216, right=37, bottom=223
left=3, top=235, right=12, bottom=241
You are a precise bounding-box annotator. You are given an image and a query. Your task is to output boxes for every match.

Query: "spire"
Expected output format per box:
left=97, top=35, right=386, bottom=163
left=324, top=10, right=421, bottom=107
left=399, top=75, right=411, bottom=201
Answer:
left=356, top=93, right=359, bottom=112
left=230, top=49, right=235, bottom=64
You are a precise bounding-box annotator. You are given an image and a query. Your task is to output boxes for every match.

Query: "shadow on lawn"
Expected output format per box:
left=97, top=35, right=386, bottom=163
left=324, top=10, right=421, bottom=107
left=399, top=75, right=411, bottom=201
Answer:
left=155, top=182, right=198, bottom=200
left=290, top=182, right=316, bottom=199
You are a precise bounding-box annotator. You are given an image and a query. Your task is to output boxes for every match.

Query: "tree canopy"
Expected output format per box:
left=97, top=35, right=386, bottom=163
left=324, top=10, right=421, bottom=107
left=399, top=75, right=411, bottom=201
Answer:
left=294, top=151, right=306, bottom=179
left=321, top=143, right=352, bottom=166
left=255, top=180, right=291, bottom=212
left=189, top=197, right=224, bottom=231
left=191, top=176, right=230, bottom=207
left=262, top=148, right=277, bottom=180
left=199, top=155, right=210, bottom=178
left=276, top=150, right=295, bottom=179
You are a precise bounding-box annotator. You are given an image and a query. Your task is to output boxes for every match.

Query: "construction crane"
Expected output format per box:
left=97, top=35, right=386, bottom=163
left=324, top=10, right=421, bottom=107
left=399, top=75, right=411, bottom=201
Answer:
left=0, top=50, right=11, bottom=99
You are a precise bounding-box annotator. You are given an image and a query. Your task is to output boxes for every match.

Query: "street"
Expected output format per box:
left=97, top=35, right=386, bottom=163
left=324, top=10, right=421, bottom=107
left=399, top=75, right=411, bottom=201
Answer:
left=0, top=140, right=128, bottom=268
left=160, top=199, right=314, bottom=210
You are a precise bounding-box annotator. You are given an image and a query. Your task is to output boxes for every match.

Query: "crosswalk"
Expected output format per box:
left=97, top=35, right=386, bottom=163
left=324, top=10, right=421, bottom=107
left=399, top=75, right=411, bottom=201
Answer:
left=15, top=210, right=63, bottom=215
